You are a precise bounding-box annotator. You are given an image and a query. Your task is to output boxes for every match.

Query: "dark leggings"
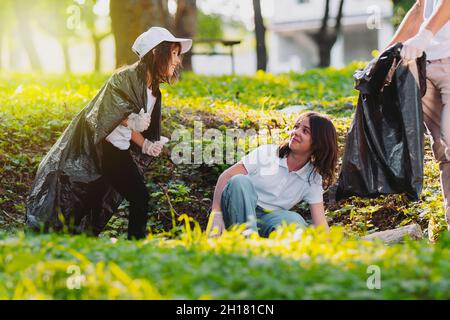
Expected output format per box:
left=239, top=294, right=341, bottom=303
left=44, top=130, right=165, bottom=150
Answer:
left=101, top=140, right=149, bottom=240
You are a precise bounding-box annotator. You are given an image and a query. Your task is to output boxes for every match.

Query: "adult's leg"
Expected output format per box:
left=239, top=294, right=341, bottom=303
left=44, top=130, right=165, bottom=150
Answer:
left=220, top=174, right=258, bottom=232
left=256, top=209, right=308, bottom=238
left=102, top=141, right=149, bottom=239
left=422, top=61, right=450, bottom=230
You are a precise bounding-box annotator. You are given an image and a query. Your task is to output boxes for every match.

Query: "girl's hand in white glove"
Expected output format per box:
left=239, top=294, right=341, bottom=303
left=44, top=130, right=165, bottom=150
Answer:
left=142, top=139, right=164, bottom=157
left=127, top=108, right=151, bottom=132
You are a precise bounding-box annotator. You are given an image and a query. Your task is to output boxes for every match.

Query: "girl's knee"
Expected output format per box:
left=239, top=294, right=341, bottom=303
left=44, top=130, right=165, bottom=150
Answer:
left=260, top=211, right=307, bottom=237
left=278, top=211, right=307, bottom=227
left=224, top=175, right=255, bottom=198
left=228, top=174, right=252, bottom=188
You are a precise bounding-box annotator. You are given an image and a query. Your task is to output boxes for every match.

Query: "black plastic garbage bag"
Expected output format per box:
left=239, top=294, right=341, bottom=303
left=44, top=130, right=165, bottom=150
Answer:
left=26, top=62, right=161, bottom=234
left=336, top=43, right=427, bottom=201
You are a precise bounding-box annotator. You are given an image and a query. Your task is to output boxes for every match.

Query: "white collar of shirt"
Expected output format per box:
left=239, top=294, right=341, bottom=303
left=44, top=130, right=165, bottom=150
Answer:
left=278, top=156, right=315, bottom=181
left=241, top=144, right=324, bottom=209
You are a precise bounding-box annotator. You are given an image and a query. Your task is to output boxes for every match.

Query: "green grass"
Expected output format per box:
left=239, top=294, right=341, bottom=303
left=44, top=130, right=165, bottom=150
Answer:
left=1, top=225, right=449, bottom=299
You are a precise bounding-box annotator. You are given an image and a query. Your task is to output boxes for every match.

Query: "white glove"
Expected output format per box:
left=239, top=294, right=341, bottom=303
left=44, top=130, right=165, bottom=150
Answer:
left=158, top=136, right=170, bottom=145
left=142, top=139, right=164, bottom=157
left=400, top=28, right=434, bottom=61
left=127, top=108, right=151, bottom=132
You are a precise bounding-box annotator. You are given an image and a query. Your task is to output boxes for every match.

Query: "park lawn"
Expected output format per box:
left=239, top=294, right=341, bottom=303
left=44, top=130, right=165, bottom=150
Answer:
left=0, top=64, right=447, bottom=237
left=0, top=225, right=449, bottom=299
left=0, top=64, right=449, bottom=299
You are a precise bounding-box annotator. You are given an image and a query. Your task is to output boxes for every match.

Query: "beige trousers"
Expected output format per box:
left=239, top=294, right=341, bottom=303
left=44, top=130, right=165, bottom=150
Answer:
left=421, top=56, right=450, bottom=230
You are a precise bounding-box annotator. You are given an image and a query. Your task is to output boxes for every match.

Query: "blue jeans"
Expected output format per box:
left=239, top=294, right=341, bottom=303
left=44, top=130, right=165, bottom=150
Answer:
left=221, top=174, right=308, bottom=237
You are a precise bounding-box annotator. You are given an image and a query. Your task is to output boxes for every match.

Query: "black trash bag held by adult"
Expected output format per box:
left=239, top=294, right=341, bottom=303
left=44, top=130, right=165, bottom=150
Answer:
left=336, top=43, right=427, bottom=201
left=26, top=62, right=161, bottom=234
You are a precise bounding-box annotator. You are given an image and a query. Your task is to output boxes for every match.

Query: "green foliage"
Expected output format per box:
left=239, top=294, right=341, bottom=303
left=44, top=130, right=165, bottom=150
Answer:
left=34, top=0, right=77, bottom=39
left=0, top=1, right=14, bottom=31
left=168, top=62, right=363, bottom=115
left=392, top=0, right=416, bottom=27
left=197, top=11, right=223, bottom=41
left=0, top=227, right=448, bottom=299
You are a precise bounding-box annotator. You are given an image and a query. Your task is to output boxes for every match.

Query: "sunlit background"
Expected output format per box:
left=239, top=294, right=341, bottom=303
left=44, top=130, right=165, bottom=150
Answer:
left=0, top=0, right=413, bottom=75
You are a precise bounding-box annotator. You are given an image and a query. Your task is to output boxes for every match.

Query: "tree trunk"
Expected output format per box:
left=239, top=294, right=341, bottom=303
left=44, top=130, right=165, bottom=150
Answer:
left=84, top=0, right=109, bottom=73
left=61, top=39, right=71, bottom=74
left=13, top=0, right=42, bottom=71
left=253, top=0, right=267, bottom=71
left=158, top=0, right=173, bottom=30
left=110, top=0, right=170, bottom=68
left=317, top=34, right=337, bottom=68
left=93, top=35, right=102, bottom=72
left=174, top=0, right=197, bottom=71
left=311, top=0, right=345, bottom=68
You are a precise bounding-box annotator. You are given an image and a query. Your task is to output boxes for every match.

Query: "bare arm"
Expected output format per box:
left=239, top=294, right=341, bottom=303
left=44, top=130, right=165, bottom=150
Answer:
left=386, top=0, right=425, bottom=48
left=131, top=130, right=145, bottom=148
left=208, top=162, right=249, bottom=237
left=310, top=203, right=329, bottom=230
left=211, top=162, right=248, bottom=212
left=422, top=0, right=450, bottom=34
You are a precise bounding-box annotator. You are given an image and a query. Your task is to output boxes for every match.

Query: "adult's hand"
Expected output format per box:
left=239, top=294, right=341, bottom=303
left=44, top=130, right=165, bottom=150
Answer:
left=400, top=28, right=434, bottom=60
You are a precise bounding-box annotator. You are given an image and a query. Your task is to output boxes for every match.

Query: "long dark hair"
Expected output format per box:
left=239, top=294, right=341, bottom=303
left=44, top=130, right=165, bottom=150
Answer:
left=279, top=112, right=338, bottom=189
left=137, top=41, right=182, bottom=96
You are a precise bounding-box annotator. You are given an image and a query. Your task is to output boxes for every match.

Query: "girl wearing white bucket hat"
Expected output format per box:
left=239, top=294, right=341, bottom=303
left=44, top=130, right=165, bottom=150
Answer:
left=27, top=27, right=192, bottom=240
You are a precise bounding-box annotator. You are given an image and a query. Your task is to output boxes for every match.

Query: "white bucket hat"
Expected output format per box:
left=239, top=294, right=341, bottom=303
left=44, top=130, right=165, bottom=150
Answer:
left=132, top=27, right=193, bottom=59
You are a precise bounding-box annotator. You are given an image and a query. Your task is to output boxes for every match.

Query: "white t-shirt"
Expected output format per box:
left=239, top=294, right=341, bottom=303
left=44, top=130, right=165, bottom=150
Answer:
left=106, top=87, right=157, bottom=150
left=423, top=0, right=450, bottom=60
left=241, top=144, right=323, bottom=211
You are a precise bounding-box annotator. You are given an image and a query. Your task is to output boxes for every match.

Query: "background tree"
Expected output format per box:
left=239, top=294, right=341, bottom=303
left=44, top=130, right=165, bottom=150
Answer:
left=110, top=0, right=198, bottom=69
left=310, top=0, right=345, bottom=68
left=252, top=0, right=267, bottom=71
left=174, top=0, right=197, bottom=71
left=80, top=0, right=112, bottom=72
left=3, top=0, right=111, bottom=73
left=110, top=0, right=171, bottom=67
left=12, top=0, right=42, bottom=71
left=197, top=11, right=223, bottom=40
left=0, top=0, right=13, bottom=70
left=35, top=0, right=80, bottom=73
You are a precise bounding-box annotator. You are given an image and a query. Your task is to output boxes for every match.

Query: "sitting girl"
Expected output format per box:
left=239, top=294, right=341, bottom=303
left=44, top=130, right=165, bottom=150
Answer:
left=209, top=112, right=338, bottom=237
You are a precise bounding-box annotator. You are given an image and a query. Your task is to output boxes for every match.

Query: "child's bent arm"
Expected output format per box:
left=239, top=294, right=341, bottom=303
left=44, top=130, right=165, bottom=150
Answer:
left=131, top=131, right=145, bottom=148
left=310, top=202, right=329, bottom=230
left=211, top=162, right=248, bottom=213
